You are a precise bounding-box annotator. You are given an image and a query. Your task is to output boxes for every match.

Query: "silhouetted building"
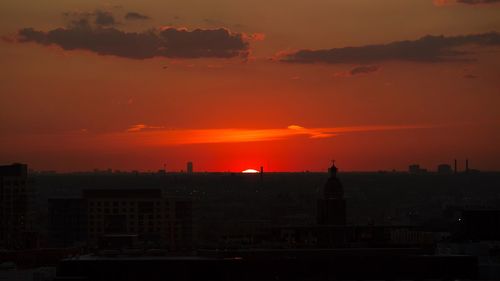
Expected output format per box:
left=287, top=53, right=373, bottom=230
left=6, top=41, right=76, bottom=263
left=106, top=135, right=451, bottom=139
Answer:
left=83, top=189, right=193, bottom=250
left=437, top=164, right=452, bottom=174
left=48, top=189, right=193, bottom=250
left=409, top=164, right=427, bottom=174
left=54, top=249, right=478, bottom=281
left=317, top=162, right=346, bottom=225
left=187, top=162, right=193, bottom=174
left=0, top=163, right=36, bottom=249
left=409, top=164, right=419, bottom=173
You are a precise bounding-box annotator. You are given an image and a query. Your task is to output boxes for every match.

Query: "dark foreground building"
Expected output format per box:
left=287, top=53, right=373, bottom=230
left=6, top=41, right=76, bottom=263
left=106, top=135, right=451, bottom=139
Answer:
left=49, top=189, right=193, bottom=251
left=54, top=249, right=477, bottom=281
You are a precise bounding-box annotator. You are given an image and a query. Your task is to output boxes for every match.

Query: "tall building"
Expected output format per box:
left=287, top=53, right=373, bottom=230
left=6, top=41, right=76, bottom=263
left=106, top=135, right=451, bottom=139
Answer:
left=0, top=163, right=36, bottom=249
left=317, top=162, right=346, bottom=225
left=187, top=162, right=193, bottom=174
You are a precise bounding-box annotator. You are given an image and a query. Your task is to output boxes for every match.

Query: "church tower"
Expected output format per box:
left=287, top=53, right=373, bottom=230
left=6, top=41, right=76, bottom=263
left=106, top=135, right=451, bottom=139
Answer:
left=317, top=161, right=346, bottom=225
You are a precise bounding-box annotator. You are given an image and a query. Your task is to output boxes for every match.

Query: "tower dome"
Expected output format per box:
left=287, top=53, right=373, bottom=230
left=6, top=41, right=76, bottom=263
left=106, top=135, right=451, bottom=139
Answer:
left=317, top=161, right=346, bottom=225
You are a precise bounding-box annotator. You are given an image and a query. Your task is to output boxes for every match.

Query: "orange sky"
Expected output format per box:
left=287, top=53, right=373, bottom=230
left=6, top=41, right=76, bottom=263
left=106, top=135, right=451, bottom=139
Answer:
left=1, top=0, right=500, bottom=172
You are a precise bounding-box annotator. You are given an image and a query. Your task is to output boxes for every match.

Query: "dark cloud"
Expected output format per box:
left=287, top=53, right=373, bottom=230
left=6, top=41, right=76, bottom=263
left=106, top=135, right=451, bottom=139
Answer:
left=94, top=11, right=115, bottom=26
left=158, top=28, right=248, bottom=58
left=16, top=24, right=249, bottom=59
left=350, top=65, right=379, bottom=75
left=464, top=74, right=478, bottom=79
left=280, top=32, right=500, bottom=64
left=457, top=0, right=500, bottom=4
left=125, top=12, right=150, bottom=20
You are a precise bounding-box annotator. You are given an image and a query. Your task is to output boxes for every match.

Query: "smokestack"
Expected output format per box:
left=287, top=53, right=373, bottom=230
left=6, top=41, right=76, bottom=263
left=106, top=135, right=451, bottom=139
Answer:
left=260, top=166, right=264, bottom=183
left=466, top=158, right=469, bottom=173
left=454, top=159, right=457, bottom=174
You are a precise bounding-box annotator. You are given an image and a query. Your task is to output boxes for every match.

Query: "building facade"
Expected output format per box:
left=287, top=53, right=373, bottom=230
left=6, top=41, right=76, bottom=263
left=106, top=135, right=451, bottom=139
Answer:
left=49, top=189, right=193, bottom=251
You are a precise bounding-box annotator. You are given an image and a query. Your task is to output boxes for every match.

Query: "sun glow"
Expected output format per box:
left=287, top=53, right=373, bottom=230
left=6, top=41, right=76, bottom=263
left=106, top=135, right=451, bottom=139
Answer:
left=242, top=169, right=259, bottom=173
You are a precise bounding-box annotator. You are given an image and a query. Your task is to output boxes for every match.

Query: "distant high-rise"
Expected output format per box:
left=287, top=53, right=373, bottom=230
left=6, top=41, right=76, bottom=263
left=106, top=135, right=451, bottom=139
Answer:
left=437, top=164, right=452, bottom=174
left=409, top=164, right=427, bottom=174
left=187, top=162, right=193, bottom=174
left=317, top=162, right=346, bottom=225
left=0, top=163, right=35, bottom=249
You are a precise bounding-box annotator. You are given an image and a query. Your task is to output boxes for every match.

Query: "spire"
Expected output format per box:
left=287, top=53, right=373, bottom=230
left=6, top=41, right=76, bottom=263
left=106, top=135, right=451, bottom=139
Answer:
left=329, top=160, right=338, bottom=177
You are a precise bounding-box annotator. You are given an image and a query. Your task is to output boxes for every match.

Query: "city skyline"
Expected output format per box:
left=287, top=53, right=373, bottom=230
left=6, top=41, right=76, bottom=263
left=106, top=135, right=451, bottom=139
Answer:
left=1, top=0, right=500, bottom=172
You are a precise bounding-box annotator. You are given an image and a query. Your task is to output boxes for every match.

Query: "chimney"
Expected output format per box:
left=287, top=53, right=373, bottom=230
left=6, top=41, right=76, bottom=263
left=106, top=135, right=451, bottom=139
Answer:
left=454, top=159, right=457, bottom=174
left=466, top=158, right=469, bottom=173
left=260, top=166, right=264, bottom=183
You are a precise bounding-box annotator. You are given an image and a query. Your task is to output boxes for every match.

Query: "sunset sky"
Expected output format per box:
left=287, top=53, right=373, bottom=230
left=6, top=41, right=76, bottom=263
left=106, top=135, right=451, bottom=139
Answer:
left=1, top=0, right=500, bottom=172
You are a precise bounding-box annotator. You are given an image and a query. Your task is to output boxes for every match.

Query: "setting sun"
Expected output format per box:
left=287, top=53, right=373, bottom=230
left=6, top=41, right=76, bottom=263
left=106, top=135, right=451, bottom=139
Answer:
left=242, top=169, right=260, bottom=174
